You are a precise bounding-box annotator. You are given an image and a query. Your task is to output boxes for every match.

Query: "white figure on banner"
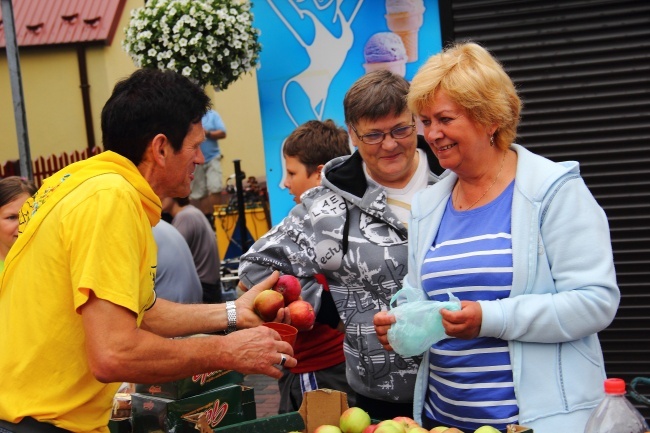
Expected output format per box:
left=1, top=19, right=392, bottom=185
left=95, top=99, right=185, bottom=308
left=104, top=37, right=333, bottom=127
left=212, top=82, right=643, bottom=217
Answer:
left=268, top=0, right=363, bottom=191
left=267, top=0, right=364, bottom=127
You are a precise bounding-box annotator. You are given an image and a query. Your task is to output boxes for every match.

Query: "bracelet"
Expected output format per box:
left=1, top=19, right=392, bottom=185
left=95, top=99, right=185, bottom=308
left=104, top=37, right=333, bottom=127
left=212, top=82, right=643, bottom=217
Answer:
left=225, top=301, right=237, bottom=334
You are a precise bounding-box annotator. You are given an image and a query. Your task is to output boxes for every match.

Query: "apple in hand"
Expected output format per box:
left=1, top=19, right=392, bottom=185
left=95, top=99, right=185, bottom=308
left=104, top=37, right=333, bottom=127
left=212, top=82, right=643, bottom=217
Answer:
left=253, top=289, right=285, bottom=321
left=314, top=425, right=343, bottom=433
left=340, top=407, right=371, bottom=433
left=273, top=274, right=302, bottom=304
left=287, top=299, right=316, bottom=330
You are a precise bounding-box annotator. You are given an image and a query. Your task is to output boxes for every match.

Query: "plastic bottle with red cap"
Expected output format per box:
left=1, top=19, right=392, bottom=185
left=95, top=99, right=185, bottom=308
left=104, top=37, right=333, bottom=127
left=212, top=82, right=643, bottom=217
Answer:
left=584, top=378, right=649, bottom=433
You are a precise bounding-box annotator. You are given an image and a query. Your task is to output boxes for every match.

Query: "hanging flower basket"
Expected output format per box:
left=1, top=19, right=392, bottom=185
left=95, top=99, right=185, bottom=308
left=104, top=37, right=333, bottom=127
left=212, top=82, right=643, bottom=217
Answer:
left=122, top=0, right=262, bottom=90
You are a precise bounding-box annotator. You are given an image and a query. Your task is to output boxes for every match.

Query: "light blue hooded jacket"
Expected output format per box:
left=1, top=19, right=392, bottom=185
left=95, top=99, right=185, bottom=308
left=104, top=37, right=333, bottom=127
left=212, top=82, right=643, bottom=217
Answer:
left=406, top=144, right=620, bottom=431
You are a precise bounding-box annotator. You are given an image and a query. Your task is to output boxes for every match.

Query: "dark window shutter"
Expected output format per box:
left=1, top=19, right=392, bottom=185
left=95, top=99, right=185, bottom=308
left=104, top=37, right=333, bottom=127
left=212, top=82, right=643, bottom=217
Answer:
left=438, top=0, right=650, bottom=418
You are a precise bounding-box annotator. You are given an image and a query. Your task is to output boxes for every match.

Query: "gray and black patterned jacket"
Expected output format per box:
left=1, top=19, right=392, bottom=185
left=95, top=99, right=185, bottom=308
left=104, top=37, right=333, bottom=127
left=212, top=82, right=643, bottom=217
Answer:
left=239, top=137, right=444, bottom=402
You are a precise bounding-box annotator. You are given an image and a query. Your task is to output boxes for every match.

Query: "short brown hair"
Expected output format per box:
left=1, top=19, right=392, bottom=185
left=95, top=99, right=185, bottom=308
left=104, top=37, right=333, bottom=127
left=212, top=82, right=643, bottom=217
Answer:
left=344, top=70, right=411, bottom=127
left=283, top=119, right=351, bottom=176
left=0, top=176, right=37, bottom=208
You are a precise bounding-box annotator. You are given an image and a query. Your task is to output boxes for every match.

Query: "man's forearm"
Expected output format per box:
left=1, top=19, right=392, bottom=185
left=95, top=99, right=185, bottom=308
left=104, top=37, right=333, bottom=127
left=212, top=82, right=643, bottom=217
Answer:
left=141, top=299, right=227, bottom=337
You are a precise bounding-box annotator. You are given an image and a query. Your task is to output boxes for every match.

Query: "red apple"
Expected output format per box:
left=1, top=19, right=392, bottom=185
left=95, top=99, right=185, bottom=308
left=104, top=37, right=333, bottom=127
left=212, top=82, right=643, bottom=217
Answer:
left=362, top=425, right=378, bottom=433
left=340, top=407, right=371, bottom=433
left=393, top=416, right=418, bottom=430
left=273, top=274, right=302, bottom=304
left=287, top=299, right=316, bottom=330
left=253, top=289, right=285, bottom=321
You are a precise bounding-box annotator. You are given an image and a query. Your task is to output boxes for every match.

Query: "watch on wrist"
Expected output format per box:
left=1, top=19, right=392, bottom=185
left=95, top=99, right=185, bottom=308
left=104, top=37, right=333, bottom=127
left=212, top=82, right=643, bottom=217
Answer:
left=225, top=301, right=237, bottom=334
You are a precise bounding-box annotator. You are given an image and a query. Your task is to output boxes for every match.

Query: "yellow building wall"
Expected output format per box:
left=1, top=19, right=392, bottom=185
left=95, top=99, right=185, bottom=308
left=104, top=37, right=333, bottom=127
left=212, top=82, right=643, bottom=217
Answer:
left=0, top=47, right=87, bottom=159
left=0, top=0, right=266, bottom=180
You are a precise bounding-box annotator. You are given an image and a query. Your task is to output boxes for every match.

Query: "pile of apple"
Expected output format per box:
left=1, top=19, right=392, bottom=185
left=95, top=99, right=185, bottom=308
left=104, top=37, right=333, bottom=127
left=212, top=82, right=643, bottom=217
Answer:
left=301, top=406, right=501, bottom=433
left=253, top=274, right=315, bottom=330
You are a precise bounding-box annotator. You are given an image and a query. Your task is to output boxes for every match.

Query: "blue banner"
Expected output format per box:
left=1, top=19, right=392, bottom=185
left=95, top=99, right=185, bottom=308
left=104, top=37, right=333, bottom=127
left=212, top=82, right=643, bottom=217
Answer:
left=253, top=0, right=442, bottom=224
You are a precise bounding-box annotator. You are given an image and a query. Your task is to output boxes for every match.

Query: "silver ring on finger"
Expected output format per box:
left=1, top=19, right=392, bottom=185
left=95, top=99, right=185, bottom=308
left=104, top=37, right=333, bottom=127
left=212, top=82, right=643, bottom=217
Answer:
left=279, top=353, right=287, bottom=367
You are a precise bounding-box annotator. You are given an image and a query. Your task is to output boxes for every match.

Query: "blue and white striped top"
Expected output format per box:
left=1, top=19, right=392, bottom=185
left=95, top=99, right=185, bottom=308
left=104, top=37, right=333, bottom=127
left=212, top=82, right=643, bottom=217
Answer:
left=421, top=181, right=519, bottom=431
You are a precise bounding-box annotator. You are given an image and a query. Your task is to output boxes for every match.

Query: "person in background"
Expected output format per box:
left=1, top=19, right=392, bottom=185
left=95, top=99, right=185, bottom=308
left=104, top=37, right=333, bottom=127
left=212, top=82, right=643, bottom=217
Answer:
left=162, top=196, right=222, bottom=303
left=282, top=119, right=351, bottom=204
left=374, top=42, right=619, bottom=432
left=0, top=176, right=37, bottom=273
left=190, top=108, right=226, bottom=217
left=0, top=69, right=296, bottom=433
left=238, top=70, right=445, bottom=420
left=152, top=220, right=203, bottom=304
left=273, top=119, right=356, bottom=413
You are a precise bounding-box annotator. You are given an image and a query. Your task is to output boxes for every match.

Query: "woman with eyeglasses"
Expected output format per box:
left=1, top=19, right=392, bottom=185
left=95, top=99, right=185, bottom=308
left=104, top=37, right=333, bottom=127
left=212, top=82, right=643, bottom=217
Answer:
left=374, top=42, right=620, bottom=432
left=238, top=69, right=445, bottom=419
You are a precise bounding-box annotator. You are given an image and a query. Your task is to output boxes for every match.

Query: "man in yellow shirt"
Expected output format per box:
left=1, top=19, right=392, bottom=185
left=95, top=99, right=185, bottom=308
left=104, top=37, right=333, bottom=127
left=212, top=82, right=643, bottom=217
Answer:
left=0, top=69, right=296, bottom=433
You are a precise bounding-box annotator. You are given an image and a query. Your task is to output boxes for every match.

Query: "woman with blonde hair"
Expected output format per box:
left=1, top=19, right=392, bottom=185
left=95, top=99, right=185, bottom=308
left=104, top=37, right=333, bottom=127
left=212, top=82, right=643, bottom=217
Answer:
left=375, top=42, right=620, bottom=432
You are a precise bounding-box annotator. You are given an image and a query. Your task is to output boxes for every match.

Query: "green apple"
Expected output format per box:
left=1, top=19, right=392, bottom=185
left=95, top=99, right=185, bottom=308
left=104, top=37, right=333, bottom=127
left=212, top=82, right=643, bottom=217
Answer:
left=375, top=419, right=405, bottom=433
left=474, top=426, right=500, bottom=433
left=340, top=407, right=371, bottom=433
left=430, top=427, right=448, bottom=433
left=314, top=425, right=343, bottom=433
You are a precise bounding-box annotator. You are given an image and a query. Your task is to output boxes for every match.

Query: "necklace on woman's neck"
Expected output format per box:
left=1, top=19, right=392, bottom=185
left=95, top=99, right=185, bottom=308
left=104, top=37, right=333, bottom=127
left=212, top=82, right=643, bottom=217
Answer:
left=455, top=150, right=507, bottom=211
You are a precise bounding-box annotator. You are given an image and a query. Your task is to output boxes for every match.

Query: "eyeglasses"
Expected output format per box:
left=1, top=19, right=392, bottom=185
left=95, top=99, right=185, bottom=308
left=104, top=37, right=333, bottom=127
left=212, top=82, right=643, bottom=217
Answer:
left=350, top=122, right=416, bottom=145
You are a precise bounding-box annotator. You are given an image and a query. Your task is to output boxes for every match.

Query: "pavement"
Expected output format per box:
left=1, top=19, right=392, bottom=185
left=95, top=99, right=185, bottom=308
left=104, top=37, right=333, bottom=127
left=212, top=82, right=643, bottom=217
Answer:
left=243, top=374, right=281, bottom=418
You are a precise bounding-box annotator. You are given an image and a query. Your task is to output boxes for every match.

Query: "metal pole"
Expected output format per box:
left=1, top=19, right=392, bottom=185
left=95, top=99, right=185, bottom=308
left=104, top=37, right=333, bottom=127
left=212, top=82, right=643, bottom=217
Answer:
left=233, top=159, right=249, bottom=255
left=1, top=0, right=32, bottom=179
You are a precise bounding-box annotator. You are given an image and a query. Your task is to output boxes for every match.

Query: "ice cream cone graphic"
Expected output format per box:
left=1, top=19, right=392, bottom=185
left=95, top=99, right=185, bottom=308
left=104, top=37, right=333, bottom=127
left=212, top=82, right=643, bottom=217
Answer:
left=385, top=1, right=425, bottom=62
left=362, top=32, right=408, bottom=77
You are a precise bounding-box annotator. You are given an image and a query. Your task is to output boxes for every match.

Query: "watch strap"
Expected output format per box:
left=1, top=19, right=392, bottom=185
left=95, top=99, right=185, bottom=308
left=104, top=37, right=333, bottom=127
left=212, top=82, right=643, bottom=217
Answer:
left=225, top=301, right=237, bottom=334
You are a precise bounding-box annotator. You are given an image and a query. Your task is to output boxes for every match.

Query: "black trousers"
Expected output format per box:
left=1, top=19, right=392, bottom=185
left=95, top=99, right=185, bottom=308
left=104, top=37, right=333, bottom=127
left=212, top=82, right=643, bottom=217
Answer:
left=0, top=417, right=70, bottom=433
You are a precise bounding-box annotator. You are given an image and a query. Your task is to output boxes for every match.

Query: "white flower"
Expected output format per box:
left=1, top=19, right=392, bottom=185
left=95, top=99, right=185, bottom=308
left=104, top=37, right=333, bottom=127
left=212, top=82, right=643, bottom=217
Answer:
left=123, top=0, right=261, bottom=89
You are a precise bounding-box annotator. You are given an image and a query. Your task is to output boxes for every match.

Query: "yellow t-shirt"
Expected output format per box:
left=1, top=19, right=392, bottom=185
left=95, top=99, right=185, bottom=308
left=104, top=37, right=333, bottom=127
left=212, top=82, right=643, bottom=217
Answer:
left=0, top=155, right=159, bottom=432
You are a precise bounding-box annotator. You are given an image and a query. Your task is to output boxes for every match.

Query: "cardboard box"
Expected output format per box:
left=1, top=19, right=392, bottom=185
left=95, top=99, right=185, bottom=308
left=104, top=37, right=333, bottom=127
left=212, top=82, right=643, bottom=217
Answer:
left=131, top=384, right=255, bottom=433
left=215, top=388, right=534, bottom=433
left=135, top=370, right=243, bottom=400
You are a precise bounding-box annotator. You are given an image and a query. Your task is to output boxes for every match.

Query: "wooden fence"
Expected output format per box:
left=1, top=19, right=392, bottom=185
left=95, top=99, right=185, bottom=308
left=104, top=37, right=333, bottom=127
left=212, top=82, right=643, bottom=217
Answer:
left=0, top=147, right=102, bottom=187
